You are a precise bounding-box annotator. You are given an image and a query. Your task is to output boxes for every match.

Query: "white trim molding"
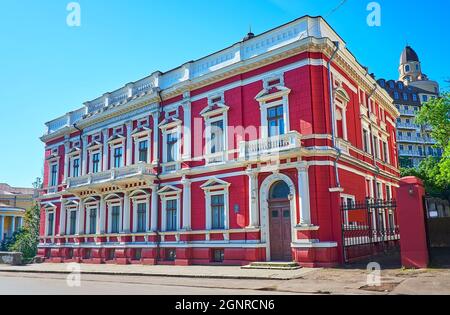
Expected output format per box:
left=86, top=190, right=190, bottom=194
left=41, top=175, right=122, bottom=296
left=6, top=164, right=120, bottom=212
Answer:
left=201, top=178, right=231, bottom=231
left=158, top=185, right=182, bottom=232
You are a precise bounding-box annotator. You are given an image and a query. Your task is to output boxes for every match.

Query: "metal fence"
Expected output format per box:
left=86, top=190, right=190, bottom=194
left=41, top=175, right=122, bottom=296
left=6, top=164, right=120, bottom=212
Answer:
left=340, top=198, right=400, bottom=263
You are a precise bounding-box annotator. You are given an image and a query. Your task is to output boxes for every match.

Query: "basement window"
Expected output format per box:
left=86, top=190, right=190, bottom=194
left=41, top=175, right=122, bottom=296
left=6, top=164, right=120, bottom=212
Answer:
left=212, top=249, right=225, bottom=263
left=166, top=249, right=176, bottom=262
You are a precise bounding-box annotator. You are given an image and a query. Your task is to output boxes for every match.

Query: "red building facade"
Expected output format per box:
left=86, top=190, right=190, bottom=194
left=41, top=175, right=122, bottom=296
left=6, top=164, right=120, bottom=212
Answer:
left=38, top=16, right=400, bottom=267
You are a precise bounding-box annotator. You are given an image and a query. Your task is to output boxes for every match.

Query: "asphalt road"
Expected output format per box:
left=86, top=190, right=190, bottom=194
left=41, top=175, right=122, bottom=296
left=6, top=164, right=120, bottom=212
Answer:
left=0, top=272, right=289, bottom=295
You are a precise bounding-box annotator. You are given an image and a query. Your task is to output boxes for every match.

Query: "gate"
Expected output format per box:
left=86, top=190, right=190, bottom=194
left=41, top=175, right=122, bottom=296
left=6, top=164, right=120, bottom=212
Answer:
left=424, top=197, right=450, bottom=266
left=340, top=198, right=400, bottom=263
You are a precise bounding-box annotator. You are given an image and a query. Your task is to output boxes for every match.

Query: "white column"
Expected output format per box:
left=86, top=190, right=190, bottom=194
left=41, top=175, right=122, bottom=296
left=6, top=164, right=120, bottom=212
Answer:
left=182, top=101, right=192, bottom=160
left=297, top=163, right=312, bottom=226
left=63, top=141, right=70, bottom=183
left=11, top=217, right=16, bottom=234
left=59, top=201, right=66, bottom=236
left=182, top=178, right=191, bottom=230
left=81, top=135, right=88, bottom=176
left=152, top=112, right=160, bottom=165
left=247, top=171, right=259, bottom=228
left=122, top=191, right=131, bottom=233
left=126, top=121, right=133, bottom=166
left=0, top=216, right=4, bottom=241
left=150, top=185, right=159, bottom=231
left=98, top=196, right=106, bottom=234
left=343, top=106, right=348, bottom=141
left=77, top=200, right=85, bottom=235
left=102, top=129, right=109, bottom=171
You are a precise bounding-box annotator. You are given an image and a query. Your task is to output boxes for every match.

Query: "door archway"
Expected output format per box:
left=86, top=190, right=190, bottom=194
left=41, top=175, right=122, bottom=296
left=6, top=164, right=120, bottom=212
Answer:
left=259, top=173, right=297, bottom=262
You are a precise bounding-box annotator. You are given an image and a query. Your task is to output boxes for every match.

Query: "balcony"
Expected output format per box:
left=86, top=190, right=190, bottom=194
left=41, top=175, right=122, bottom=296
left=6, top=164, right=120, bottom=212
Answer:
left=239, top=131, right=302, bottom=161
left=399, top=108, right=417, bottom=116
left=398, top=136, right=423, bottom=143
left=399, top=150, right=424, bottom=158
left=66, top=164, right=155, bottom=191
left=397, top=122, right=418, bottom=130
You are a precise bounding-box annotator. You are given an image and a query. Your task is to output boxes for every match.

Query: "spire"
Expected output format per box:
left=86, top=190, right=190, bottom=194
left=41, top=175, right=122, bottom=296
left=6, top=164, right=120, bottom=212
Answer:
left=243, top=25, right=255, bottom=41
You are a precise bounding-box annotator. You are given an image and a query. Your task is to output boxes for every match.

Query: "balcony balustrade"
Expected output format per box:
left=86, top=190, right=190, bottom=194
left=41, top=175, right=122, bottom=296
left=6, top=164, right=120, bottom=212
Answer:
left=239, top=131, right=302, bottom=161
left=66, top=164, right=155, bottom=190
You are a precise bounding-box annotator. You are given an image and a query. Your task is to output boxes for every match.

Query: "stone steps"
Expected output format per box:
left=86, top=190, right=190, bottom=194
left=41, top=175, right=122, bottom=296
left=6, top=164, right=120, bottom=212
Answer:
left=242, top=262, right=301, bottom=270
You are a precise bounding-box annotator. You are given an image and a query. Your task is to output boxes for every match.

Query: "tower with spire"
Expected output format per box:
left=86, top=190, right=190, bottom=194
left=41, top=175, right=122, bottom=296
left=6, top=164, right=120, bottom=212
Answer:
left=377, top=46, right=442, bottom=168
left=398, top=46, right=439, bottom=94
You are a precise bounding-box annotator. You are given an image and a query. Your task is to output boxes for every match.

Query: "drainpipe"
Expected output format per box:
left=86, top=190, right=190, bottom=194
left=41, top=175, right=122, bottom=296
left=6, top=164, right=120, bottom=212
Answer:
left=73, top=123, right=83, bottom=143
left=366, top=82, right=380, bottom=200
left=154, top=89, right=164, bottom=263
left=328, top=41, right=341, bottom=188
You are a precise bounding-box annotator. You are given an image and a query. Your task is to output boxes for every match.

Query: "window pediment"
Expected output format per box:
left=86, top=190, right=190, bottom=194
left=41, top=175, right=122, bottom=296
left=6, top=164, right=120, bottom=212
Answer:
left=46, top=153, right=60, bottom=162
left=200, top=102, right=229, bottom=119
left=131, top=126, right=151, bottom=138
left=158, top=185, right=182, bottom=196
left=87, top=140, right=103, bottom=151
left=200, top=178, right=230, bottom=191
left=64, top=200, right=79, bottom=207
left=159, top=118, right=182, bottom=131
left=67, top=147, right=81, bottom=156
left=255, top=86, right=291, bottom=103
left=108, top=134, right=125, bottom=145
left=335, top=87, right=350, bottom=104
left=42, top=202, right=57, bottom=210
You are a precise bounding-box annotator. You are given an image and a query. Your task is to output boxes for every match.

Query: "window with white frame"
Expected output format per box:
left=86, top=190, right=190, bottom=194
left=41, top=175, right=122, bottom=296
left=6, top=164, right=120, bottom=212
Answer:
left=158, top=186, right=181, bottom=232
left=334, top=89, right=350, bottom=141
left=166, top=199, right=178, bottom=232
left=72, top=157, right=80, bottom=177
left=382, top=140, right=389, bottom=163
left=373, top=135, right=380, bottom=159
left=91, top=152, right=101, bottom=173
left=340, top=194, right=356, bottom=226
left=363, top=128, right=371, bottom=153
left=136, top=202, right=147, bottom=233
left=267, top=105, right=285, bottom=137
left=166, top=132, right=178, bottom=163
left=200, top=96, right=229, bottom=164
left=132, top=127, right=151, bottom=165
left=50, top=163, right=58, bottom=187
left=130, top=191, right=150, bottom=233
left=159, top=117, right=182, bottom=172
left=110, top=205, right=121, bottom=234
left=138, top=140, right=149, bottom=163
left=87, top=207, right=98, bottom=235
left=256, top=76, right=291, bottom=139
left=44, top=207, right=56, bottom=237
left=106, top=195, right=123, bottom=234
left=108, top=132, right=125, bottom=169
left=68, top=209, right=77, bottom=235
left=201, top=178, right=230, bottom=230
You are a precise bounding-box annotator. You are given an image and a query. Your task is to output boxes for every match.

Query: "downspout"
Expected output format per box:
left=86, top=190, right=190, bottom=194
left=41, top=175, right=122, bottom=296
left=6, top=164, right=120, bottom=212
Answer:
left=154, top=89, right=164, bottom=263
left=328, top=41, right=341, bottom=188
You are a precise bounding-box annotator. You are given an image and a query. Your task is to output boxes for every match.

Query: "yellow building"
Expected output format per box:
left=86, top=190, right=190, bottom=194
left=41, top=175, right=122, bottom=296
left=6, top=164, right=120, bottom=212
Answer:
left=0, top=183, right=36, bottom=242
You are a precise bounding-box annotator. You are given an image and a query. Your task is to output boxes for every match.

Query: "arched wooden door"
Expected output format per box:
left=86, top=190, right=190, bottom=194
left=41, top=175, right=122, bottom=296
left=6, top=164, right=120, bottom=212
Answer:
left=268, top=181, right=292, bottom=261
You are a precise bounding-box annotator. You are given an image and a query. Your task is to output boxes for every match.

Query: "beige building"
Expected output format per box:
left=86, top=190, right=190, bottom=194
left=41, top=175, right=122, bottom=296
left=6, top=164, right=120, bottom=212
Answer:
left=0, top=183, right=36, bottom=242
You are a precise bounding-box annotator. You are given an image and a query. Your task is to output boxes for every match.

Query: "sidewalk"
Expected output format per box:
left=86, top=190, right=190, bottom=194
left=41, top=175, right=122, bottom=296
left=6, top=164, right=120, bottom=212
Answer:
left=0, top=263, right=315, bottom=280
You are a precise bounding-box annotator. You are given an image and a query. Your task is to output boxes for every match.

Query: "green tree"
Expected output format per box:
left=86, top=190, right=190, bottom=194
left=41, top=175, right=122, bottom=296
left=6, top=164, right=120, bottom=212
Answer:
left=404, top=93, right=450, bottom=199
left=7, top=178, right=42, bottom=262
left=416, top=92, right=450, bottom=148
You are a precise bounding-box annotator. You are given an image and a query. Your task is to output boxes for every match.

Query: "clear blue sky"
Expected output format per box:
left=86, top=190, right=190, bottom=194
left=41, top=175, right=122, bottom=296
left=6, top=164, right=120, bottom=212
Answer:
left=0, top=0, right=448, bottom=187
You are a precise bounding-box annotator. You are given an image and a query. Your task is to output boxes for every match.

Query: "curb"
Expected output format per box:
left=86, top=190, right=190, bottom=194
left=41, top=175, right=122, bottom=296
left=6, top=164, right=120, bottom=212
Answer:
left=0, top=268, right=304, bottom=281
